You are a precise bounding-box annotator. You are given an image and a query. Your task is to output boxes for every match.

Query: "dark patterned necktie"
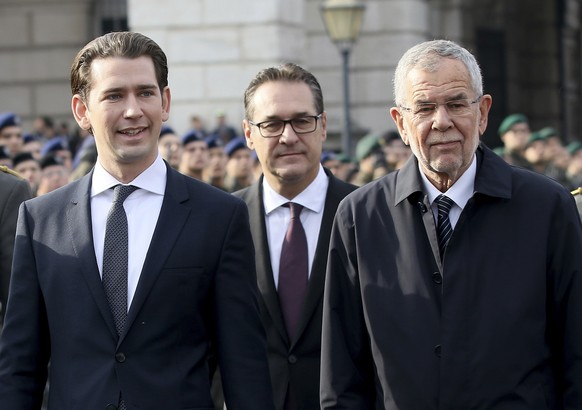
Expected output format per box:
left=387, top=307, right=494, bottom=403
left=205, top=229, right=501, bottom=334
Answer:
left=102, top=184, right=138, bottom=337
left=103, top=185, right=137, bottom=410
left=435, top=194, right=454, bottom=259
left=278, top=202, right=308, bottom=341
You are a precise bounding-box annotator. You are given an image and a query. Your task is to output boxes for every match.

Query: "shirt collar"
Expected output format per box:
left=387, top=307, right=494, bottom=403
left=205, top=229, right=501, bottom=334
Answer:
left=263, top=165, right=329, bottom=215
left=420, top=154, right=476, bottom=209
left=91, top=154, right=167, bottom=197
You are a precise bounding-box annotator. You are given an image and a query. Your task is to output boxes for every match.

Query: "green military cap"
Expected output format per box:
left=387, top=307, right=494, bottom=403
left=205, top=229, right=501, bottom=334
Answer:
left=498, top=113, right=528, bottom=135
left=355, top=133, right=380, bottom=162
left=335, top=152, right=352, bottom=163
left=537, top=126, right=558, bottom=140
left=526, top=130, right=547, bottom=147
left=492, top=146, right=506, bottom=156
left=566, top=141, right=582, bottom=156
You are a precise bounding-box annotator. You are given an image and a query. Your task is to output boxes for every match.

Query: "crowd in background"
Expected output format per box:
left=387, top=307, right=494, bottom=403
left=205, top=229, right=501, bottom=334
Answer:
left=1, top=110, right=582, bottom=196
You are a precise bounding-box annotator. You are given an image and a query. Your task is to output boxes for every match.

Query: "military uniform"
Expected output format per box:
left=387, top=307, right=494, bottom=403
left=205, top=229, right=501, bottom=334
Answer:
left=0, top=165, right=31, bottom=323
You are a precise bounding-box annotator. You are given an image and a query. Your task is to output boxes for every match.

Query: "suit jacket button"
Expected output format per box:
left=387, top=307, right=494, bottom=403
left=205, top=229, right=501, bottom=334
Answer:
left=434, top=344, right=442, bottom=358
left=288, top=354, right=297, bottom=364
left=432, top=272, right=442, bottom=284
left=115, top=352, right=126, bottom=363
left=105, top=404, right=117, bottom=410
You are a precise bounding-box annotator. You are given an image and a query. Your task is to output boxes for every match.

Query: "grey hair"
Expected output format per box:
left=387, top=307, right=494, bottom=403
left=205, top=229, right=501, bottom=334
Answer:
left=393, top=39, right=483, bottom=106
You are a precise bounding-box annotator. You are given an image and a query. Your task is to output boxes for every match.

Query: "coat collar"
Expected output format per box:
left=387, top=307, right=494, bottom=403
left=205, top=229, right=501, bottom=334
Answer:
left=394, top=143, right=513, bottom=205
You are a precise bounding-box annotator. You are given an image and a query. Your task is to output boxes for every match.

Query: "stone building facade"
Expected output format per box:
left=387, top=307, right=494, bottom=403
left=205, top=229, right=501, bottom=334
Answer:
left=0, top=0, right=580, bottom=155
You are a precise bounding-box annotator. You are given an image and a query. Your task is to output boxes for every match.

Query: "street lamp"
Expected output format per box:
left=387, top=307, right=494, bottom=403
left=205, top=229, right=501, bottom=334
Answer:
left=320, top=0, right=366, bottom=159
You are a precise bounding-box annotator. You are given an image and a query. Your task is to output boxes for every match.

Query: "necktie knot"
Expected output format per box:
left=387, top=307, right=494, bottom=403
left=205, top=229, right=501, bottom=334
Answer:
left=436, top=194, right=454, bottom=216
left=112, top=184, right=138, bottom=204
left=287, top=202, right=303, bottom=219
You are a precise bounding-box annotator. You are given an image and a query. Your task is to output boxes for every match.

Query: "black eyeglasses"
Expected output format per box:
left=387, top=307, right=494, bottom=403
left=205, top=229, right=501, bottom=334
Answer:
left=399, top=97, right=481, bottom=119
left=248, top=114, right=323, bottom=138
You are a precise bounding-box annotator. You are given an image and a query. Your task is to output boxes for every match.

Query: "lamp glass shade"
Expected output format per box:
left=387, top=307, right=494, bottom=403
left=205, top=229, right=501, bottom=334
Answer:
left=321, top=3, right=365, bottom=43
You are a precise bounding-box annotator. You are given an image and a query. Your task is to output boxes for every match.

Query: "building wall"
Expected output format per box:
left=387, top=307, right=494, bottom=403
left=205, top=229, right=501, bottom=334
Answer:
left=0, top=0, right=580, bottom=154
left=0, top=0, right=92, bottom=131
left=130, top=0, right=435, bottom=152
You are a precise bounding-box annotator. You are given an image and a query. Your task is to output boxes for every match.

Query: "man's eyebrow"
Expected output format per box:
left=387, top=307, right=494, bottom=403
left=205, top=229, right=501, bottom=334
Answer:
left=445, top=93, right=469, bottom=101
left=413, top=93, right=469, bottom=104
left=102, top=84, right=158, bottom=94
left=261, top=112, right=311, bottom=120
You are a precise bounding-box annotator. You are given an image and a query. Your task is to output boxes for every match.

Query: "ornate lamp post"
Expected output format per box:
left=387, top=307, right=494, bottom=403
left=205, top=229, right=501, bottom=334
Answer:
left=320, top=0, right=366, bottom=159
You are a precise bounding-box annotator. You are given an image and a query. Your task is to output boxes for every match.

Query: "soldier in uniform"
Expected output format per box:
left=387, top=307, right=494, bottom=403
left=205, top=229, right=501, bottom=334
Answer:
left=0, top=165, right=31, bottom=325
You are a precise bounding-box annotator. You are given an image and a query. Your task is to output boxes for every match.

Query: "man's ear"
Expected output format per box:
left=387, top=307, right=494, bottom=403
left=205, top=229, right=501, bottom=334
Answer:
left=242, top=119, right=254, bottom=150
left=161, top=86, right=171, bottom=122
left=390, top=107, right=409, bottom=145
left=71, top=94, right=91, bottom=131
left=478, top=94, right=493, bottom=136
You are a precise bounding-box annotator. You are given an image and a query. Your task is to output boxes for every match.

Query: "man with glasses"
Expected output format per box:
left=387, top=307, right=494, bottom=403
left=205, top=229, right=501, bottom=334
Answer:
left=232, top=63, right=356, bottom=410
left=321, top=39, right=582, bottom=409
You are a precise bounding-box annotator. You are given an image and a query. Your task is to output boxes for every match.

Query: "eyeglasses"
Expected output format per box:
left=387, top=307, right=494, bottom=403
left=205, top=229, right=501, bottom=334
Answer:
left=248, top=114, right=323, bottom=138
left=399, top=97, right=481, bottom=118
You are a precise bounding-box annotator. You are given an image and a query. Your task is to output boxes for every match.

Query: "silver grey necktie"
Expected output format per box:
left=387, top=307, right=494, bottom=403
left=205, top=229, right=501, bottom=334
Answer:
left=103, top=184, right=137, bottom=410
left=102, top=184, right=138, bottom=336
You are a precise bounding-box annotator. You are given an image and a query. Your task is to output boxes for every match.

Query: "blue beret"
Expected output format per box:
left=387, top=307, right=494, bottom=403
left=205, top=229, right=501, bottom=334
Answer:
left=23, top=133, right=39, bottom=144
left=39, top=153, right=64, bottom=169
left=12, top=152, right=36, bottom=168
left=0, top=112, right=21, bottom=131
left=205, top=134, right=224, bottom=150
left=159, top=125, right=176, bottom=138
left=225, top=137, right=247, bottom=157
left=320, top=150, right=336, bottom=164
left=182, top=130, right=205, bottom=146
left=498, top=113, right=528, bottom=135
left=41, top=136, right=68, bottom=156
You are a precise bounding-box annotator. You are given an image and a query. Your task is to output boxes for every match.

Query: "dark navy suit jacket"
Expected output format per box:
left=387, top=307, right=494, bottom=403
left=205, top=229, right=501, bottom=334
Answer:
left=0, top=163, right=274, bottom=410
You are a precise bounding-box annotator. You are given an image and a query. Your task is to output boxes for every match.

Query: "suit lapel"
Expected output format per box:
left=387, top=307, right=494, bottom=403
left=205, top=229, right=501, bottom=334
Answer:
left=247, top=181, right=290, bottom=344
left=124, top=166, right=190, bottom=337
left=66, top=173, right=118, bottom=339
left=292, top=173, right=346, bottom=345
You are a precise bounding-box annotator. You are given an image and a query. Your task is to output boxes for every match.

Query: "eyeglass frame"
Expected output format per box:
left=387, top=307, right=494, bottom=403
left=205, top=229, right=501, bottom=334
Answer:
left=398, top=96, right=482, bottom=117
left=248, top=113, right=323, bottom=138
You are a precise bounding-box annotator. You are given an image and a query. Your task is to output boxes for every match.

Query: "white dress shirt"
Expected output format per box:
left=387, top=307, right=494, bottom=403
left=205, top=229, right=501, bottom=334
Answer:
left=263, top=165, right=329, bottom=288
left=91, top=155, right=166, bottom=310
left=420, top=154, right=477, bottom=229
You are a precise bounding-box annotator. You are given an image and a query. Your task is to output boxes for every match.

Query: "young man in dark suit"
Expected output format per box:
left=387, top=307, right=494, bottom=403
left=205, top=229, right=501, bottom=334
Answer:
left=234, top=63, right=356, bottom=410
left=0, top=31, right=274, bottom=410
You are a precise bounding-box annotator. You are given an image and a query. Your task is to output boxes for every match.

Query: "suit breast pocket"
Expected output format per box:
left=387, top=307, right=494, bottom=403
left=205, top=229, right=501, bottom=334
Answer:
left=160, top=266, right=208, bottom=290
left=149, top=267, right=210, bottom=311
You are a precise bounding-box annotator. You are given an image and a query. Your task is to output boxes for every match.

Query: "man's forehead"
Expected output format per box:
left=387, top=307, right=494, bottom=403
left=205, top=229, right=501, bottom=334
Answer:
left=253, top=81, right=316, bottom=113
left=406, top=60, right=471, bottom=95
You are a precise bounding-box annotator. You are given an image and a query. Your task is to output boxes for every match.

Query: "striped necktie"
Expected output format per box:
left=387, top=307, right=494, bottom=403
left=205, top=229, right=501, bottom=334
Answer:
left=435, top=194, right=454, bottom=259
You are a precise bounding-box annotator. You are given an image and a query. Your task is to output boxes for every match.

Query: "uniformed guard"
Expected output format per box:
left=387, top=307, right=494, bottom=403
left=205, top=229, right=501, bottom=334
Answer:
left=0, top=164, right=31, bottom=324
